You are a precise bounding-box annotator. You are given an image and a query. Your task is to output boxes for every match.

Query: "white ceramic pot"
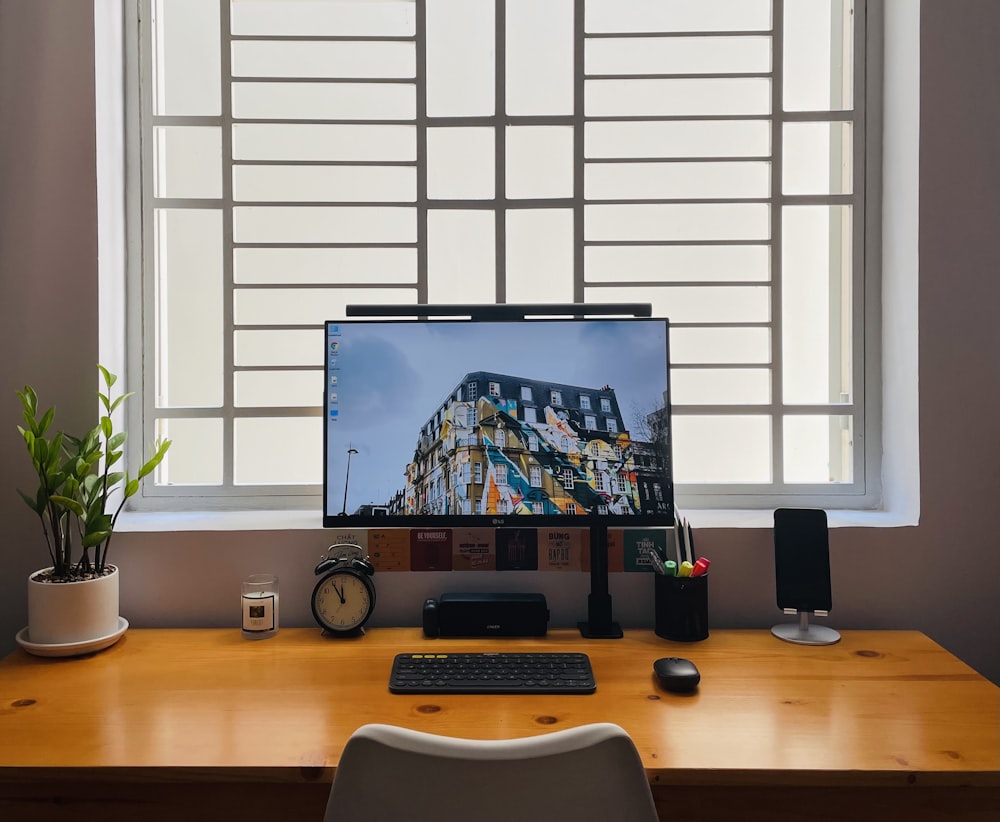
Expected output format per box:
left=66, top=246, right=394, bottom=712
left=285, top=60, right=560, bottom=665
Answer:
left=27, top=565, right=120, bottom=645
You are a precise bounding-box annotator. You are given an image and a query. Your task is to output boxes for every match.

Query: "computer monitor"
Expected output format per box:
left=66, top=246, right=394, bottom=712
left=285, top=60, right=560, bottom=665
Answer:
left=323, top=315, right=673, bottom=530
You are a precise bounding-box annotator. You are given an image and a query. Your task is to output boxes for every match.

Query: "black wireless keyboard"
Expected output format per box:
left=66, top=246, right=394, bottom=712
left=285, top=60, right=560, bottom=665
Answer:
left=389, top=652, right=596, bottom=694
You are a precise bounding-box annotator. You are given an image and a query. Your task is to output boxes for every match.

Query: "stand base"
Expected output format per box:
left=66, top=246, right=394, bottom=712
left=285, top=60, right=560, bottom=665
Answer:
left=578, top=620, right=623, bottom=639
left=771, top=622, right=841, bottom=646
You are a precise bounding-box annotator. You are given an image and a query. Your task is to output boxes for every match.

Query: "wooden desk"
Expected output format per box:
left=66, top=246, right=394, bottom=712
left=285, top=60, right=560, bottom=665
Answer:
left=1, top=628, right=996, bottom=822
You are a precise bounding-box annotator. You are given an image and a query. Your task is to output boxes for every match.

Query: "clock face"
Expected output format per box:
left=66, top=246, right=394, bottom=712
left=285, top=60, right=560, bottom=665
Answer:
left=312, top=570, right=375, bottom=633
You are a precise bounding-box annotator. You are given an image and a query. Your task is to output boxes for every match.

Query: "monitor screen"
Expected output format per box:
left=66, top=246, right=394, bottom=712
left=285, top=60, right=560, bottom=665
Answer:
left=323, top=317, right=673, bottom=528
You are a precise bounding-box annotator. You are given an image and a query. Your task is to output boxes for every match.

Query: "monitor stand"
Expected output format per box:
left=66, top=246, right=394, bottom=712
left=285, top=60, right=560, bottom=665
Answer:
left=771, top=610, right=840, bottom=645
left=578, top=525, right=623, bottom=639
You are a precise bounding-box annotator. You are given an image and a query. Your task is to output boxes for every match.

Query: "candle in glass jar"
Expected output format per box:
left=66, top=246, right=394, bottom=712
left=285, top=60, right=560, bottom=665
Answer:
left=241, top=574, right=279, bottom=639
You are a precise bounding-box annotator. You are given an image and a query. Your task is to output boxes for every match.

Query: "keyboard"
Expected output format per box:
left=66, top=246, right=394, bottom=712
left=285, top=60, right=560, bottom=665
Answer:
left=389, top=652, right=597, bottom=694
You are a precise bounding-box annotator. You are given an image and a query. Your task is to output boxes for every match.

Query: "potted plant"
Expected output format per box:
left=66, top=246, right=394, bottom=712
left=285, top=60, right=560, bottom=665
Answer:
left=15, top=365, right=170, bottom=654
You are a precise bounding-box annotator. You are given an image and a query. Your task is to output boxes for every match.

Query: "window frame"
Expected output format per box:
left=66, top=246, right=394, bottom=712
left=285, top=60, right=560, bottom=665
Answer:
left=123, top=0, right=884, bottom=515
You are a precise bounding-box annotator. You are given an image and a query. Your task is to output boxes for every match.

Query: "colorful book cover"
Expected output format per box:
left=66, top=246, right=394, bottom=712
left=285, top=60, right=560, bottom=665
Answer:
left=409, top=529, right=454, bottom=571
left=495, top=528, right=539, bottom=571
left=368, top=529, right=410, bottom=572
left=538, top=528, right=584, bottom=571
left=624, top=529, right=670, bottom=572
left=452, top=527, right=496, bottom=571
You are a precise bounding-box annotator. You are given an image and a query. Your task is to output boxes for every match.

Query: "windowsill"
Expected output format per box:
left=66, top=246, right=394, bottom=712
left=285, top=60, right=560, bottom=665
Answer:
left=115, top=506, right=916, bottom=533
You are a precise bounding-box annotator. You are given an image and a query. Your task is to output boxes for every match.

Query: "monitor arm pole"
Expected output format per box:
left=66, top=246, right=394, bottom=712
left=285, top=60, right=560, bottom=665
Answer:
left=578, top=525, right=623, bottom=638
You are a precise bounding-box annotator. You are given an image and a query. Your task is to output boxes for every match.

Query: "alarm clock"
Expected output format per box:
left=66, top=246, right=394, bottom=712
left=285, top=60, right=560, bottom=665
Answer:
left=311, top=544, right=376, bottom=635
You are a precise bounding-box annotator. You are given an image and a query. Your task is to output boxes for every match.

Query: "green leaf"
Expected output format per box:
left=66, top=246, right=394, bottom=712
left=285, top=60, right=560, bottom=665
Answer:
left=82, top=530, right=112, bottom=549
left=124, top=478, right=140, bottom=498
left=136, top=439, right=172, bottom=480
left=101, top=416, right=113, bottom=438
left=104, top=471, right=125, bottom=489
left=98, top=364, right=116, bottom=389
left=109, top=392, right=133, bottom=414
left=108, top=431, right=127, bottom=451
left=17, top=488, right=44, bottom=515
left=49, top=495, right=85, bottom=517
left=106, top=451, right=122, bottom=468
left=38, top=406, right=55, bottom=437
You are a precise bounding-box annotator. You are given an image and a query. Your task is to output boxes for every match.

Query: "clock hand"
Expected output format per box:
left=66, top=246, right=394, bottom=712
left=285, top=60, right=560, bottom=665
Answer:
left=332, top=580, right=346, bottom=604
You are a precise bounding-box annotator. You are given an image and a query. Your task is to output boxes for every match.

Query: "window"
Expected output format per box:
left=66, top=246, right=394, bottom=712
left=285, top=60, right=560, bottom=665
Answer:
left=494, top=428, right=506, bottom=448
left=606, top=418, right=617, bottom=434
left=495, top=464, right=508, bottom=486
left=524, top=406, right=537, bottom=424
left=580, top=395, right=591, bottom=410
left=520, top=385, right=532, bottom=401
left=131, top=0, right=876, bottom=512
left=528, top=433, right=538, bottom=451
left=561, top=468, right=574, bottom=490
left=530, top=466, right=541, bottom=487
left=584, top=414, right=597, bottom=430
left=489, top=381, right=501, bottom=397
left=474, top=462, right=483, bottom=483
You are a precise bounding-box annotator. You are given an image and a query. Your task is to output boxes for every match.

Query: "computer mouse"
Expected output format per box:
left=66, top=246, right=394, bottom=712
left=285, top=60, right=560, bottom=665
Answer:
left=653, top=657, right=701, bottom=693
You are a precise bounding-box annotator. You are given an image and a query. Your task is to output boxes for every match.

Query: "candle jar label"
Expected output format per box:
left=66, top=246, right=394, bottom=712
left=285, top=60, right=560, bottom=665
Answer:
left=242, top=594, right=276, bottom=632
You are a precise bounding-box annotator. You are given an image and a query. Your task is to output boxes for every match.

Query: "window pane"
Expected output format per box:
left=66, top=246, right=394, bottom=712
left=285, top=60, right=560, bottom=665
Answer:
left=506, top=127, right=574, bottom=199
left=505, top=209, right=574, bottom=303
left=426, top=128, right=495, bottom=199
left=586, top=204, right=770, bottom=242
left=670, top=328, right=771, bottom=365
left=672, top=415, right=771, bottom=483
left=231, top=40, right=416, bottom=79
left=586, top=120, right=771, bottom=159
left=426, top=0, right=494, bottom=116
left=231, top=0, right=416, bottom=37
left=784, top=415, right=854, bottom=483
left=234, top=417, right=321, bottom=484
left=586, top=245, right=769, bottom=283
left=427, top=211, right=496, bottom=303
left=585, top=0, right=771, bottom=33
left=154, top=127, right=221, bottom=199
left=233, top=165, right=416, bottom=203
left=782, top=206, right=852, bottom=404
left=234, top=248, right=418, bottom=285
left=152, top=0, right=220, bottom=115
left=235, top=370, right=322, bottom=407
left=587, top=36, right=771, bottom=75
left=232, top=82, right=415, bottom=121
left=155, top=209, right=223, bottom=407
left=233, top=124, right=416, bottom=162
left=671, top=368, right=770, bottom=405
left=586, top=161, right=770, bottom=200
left=783, top=0, right=854, bottom=111
left=783, top=122, right=853, bottom=195
left=156, top=418, right=223, bottom=485
left=506, top=0, right=574, bottom=115
left=586, top=78, right=771, bottom=117
left=233, top=206, right=416, bottom=243
left=235, top=330, right=323, bottom=367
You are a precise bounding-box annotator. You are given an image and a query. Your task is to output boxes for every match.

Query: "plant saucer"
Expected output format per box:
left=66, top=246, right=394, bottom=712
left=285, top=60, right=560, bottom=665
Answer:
left=15, top=617, right=129, bottom=658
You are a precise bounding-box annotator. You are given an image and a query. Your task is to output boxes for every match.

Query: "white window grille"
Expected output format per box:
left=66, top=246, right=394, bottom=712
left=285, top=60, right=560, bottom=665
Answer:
left=130, top=0, right=878, bottom=511
left=584, top=414, right=597, bottom=430
left=489, top=381, right=501, bottom=397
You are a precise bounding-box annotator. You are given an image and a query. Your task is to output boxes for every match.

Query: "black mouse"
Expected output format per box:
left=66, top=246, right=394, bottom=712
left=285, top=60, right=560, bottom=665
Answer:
left=653, top=657, right=701, bottom=693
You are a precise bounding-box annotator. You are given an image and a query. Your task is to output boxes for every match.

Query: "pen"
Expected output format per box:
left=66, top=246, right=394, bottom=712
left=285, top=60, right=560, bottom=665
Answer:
left=685, top=519, right=695, bottom=564
left=673, top=512, right=683, bottom=565
left=677, top=561, right=694, bottom=577
left=645, top=546, right=667, bottom=575
left=691, top=557, right=711, bottom=577
left=663, top=560, right=677, bottom=576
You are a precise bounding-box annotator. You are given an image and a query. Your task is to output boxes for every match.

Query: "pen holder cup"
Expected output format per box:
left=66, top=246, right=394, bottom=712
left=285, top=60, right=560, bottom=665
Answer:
left=654, top=573, right=709, bottom=642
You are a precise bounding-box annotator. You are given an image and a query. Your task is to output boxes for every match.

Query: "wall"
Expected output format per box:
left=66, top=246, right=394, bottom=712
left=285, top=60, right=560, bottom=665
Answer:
left=1, top=0, right=998, bottom=684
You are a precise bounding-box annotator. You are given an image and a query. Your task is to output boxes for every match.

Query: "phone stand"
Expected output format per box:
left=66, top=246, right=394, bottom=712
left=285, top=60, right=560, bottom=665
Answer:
left=771, top=609, right=840, bottom=645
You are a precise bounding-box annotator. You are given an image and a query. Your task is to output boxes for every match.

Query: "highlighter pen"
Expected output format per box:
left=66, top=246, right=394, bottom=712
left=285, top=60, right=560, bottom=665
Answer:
left=691, top=557, right=711, bottom=577
left=663, top=560, right=678, bottom=576
left=677, top=561, right=694, bottom=577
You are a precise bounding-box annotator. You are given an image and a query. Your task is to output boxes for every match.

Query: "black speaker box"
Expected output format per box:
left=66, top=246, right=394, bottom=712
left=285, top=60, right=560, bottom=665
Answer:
left=422, top=592, right=549, bottom=638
